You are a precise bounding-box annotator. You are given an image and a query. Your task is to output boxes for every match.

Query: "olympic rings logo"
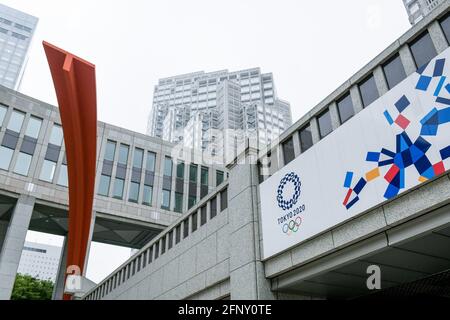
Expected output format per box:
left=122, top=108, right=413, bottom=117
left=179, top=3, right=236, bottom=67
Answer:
left=282, top=217, right=302, bottom=235
left=277, top=172, right=301, bottom=211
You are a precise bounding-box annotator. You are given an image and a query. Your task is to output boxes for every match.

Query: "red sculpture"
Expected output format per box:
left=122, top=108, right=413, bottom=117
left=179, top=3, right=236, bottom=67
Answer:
left=43, top=41, right=97, bottom=300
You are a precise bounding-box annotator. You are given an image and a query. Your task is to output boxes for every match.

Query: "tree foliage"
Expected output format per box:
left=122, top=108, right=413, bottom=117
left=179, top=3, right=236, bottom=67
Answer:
left=11, top=274, right=54, bottom=300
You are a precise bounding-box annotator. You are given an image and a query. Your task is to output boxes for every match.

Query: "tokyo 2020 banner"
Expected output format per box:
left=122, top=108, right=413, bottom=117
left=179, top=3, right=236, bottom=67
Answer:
left=260, top=49, right=450, bottom=259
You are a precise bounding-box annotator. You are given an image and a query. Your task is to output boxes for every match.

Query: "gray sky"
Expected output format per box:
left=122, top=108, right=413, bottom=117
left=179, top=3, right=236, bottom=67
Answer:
left=6, top=0, right=412, bottom=283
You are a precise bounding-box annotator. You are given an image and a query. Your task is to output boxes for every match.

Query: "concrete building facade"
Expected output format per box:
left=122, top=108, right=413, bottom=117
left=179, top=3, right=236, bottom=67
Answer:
left=0, top=3, right=38, bottom=90
left=17, top=241, right=61, bottom=282
left=83, top=1, right=450, bottom=300
left=403, top=0, right=445, bottom=24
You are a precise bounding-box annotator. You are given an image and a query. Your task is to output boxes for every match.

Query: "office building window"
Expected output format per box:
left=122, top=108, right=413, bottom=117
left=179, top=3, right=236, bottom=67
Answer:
left=200, top=205, right=207, bottom=226
left=168, top=230, right=173, bottom=249
left=162, top=189, right=170, bottom=209
left=201, top=167, right=208, bottom=185
left=220, top=188, right=228, bottom=211
left=118, top=144, right=129, bottom=164
left=148, top=247, right=153, bottom=264
left=13, top=152, right=32, bottom=176
left=359, top=74, right=379, bottom=108
left=337, top=93, right=354, bottom=123
left=57, top=164, right=68, bottom=187
left=7, top=110, right=25, bottom=133
left=299, top=124, right=313, bottom=153
left=318, top=109, right=332, bottom=139
left=175, top=225, right=181, bottom=244
left=128, top=182, right=140, bottom=203
left=183, top=219, right=189, bottom=239
left=146, top=151, right=156, bottom=172
left=154, top=242, right=159, bottom=259
left=49, top=124, right=63, bottom=146
left=39, top=160, right=56, bottom=182
left=174, top=192, right=183, bottom=213
left=216, top=170, right=224, bottom=186
left=164, top=157, right=173, bottom=177
left=143, top=251, right=147, bottom=268
left=189, top=164, right=198, bottom=182
left=176, top=162, right=184, bottom=179
left=282, top=137, right=295, bottom=165
left=113, top=178, right=125, bottom=199
left=25, top=117, right=42, bottom=139
left=382, top=54, right=406, bottom=90
left=409, top=32, right=437, bottom=69
left=210, top=196, right=217, bottom=219
left=191, top=212, right=198, bottom=232
left=98, top=175, right=111, bottom=196
left=0, top=104, right=6, bottom=127
left=161, top=237, right=166, bottom=255
left=440, top=13, right=450, bottom=45
left=104, top=140, right=116, bottom=162
left=142, top=185, right=153, bottom=206
left=188, top=196, right=196, bottom=209
left=133, top=148, right=144, bottom=168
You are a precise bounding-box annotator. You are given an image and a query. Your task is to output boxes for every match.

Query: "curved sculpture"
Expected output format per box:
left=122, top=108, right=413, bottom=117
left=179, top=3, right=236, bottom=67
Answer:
left=43, top=41, right=97, bottom=300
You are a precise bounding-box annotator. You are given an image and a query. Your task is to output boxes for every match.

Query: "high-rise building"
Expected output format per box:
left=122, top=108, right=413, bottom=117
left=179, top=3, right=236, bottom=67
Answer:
left=0, top=3, right=38, bottom=90
left=17, top=242, right=62, bottom=282
left=403, top=0, right=445, bottom=24
left=148, top=68, right=292, bottom=161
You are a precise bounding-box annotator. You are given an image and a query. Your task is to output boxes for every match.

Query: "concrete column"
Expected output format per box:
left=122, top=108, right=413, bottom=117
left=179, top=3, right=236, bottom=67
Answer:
left=291, top=132, right=301, bottom=158
left=373, top=65, right=389, bottom=96
left=328, top=102, right=341, bottom=130
left=350, top=85, right=364, bottom=113
left=399, top=45, right=417, bottom=76
left=309, top=117, right=321, bottom=144
left=52, top=237, right=68, bottom=300
left=429, top=20, right=448, bottom=54
left=227, top=148, right=275, bottom=300
left=82, top=211, right=97, bottom=277
left=0, top=195, right=35, bottom=300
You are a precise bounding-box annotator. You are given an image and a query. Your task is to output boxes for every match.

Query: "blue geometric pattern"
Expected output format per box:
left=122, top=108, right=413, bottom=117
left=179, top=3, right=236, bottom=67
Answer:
left=343, top=58, right=450, bottom=210
left=277, top=172, right=301, bottom=211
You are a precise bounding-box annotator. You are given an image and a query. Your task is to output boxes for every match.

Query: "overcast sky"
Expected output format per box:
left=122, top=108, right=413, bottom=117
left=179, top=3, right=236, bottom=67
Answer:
left=4, top=0, right=412, bottom=283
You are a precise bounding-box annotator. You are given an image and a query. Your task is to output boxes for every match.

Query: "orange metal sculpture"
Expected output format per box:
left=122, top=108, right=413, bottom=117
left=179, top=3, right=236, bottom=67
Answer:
left=43, top=42, right=97, bottom=300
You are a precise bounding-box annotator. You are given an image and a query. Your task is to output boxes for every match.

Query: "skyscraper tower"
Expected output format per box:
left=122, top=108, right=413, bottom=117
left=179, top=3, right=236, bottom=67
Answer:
left=0, top=3, right=38, bottom=90
left=402, top=0, right=445, bottom=25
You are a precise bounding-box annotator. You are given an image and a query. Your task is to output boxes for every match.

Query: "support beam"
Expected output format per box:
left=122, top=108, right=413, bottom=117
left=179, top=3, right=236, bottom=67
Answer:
left=52, top=237, right=68, bottom=300
left=0, top=195, right=35, bottom=300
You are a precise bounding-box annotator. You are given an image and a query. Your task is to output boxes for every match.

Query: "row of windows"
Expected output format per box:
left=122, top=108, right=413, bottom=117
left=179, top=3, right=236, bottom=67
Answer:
left=86, top=187, right=228, bottom=300
left=279, top=16, right=450, bottom=167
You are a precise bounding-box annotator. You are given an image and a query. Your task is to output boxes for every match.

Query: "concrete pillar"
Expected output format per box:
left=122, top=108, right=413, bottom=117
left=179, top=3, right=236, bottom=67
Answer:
left=52, top=237, right=68, bottom=300
left=399, top=45, right=417, bottom=76
left=350, top=85, right=364, bottom=113
left=429, top=20, right=448, bottom=54
left=309, top=117, right=321, bottom=144
left=373, top=65, right=389, bottom=96
left=82, top=211, right=97, bottom=277
left=291, top=132, right=301, bottom=158
left=227, top=148, right=275, bottom=300
left=0, top=195, right=35, bottom=300
left=328, top=102, right=341, bottom=130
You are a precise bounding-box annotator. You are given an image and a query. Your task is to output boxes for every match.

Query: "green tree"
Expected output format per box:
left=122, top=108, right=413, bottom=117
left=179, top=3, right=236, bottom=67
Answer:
left=11, top=274, right=54, bottom=300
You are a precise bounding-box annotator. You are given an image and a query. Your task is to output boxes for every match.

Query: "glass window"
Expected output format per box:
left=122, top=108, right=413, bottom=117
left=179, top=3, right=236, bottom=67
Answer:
left=57, top=164, right=68, bottom=187
left=200, top=206, right=207, bottom=226
left=216, top=171, right=224, bottom=186
left=13, top=152, right=32, bottom=176
left=0, top=104, right=7, bottom=126
left=118, top=144, right=129, bottom=165
left=191, top=212, right=198, bottom=232
left=409, top=32, right=437, bottom=69
left=382, top=54, right=406, bottom=90
left=174, top=192, right=183, bottom=213
left=113, top=178, right=125, bottom=199
left=201, top=167, right=208, bottom=185
left=128, top=182, right=140, bottom=203
left=164, top=157, right=172, bottom=177
left=183, top=219, right=189, bottom=238
left=104, top=140, right=116, bottom=161
left=189, top=164, right=198, bottom=183
left=161, top=237, right=166, bottom=255
left=146, top=152, right=156, bottom=172
left=98, top=175, right=111, bottom=196
left=210, top=196, right=217, bottom=219
left=440, top=13, right=450, bottom=45
left=39, top=160, right=56, bottom=182
left=175, top=225, right=181, bottom=244
left=220, top=188, right=228, bottom=211
left=337, top=93, right=354, bottom=123
left=25, top=117, right=42, bottom=139
left=7, top=110, right=25, bottom=132
left=133, top=148, right=144, bottom=168
left=299, top=124, right=313, bottom=152
left=49, top=124, right=63, bottom=146
left=318, top=109, right=332, bottom=139
left=176, top=162, right=184, bottom=179
left=142, top=185, right=153, bottom=206
left=282, top=137, right=295, bottom=165
left=358, top=74, right=379, bottom=108
left=162, top=189, right=170, bottom=209
left=188, top=196, right=196, bottom=209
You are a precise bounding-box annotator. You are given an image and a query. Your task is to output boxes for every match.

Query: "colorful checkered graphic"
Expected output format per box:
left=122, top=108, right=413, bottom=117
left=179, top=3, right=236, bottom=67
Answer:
left=277, top=172, right=301, bottom=211
left=343, top=58, right=450, bottom=210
